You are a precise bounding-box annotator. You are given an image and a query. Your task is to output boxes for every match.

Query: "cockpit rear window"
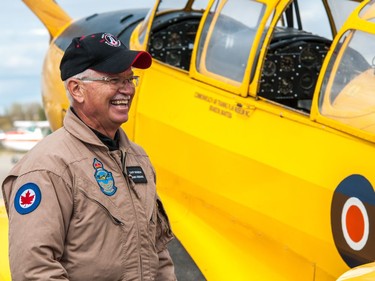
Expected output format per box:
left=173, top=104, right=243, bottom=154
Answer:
left=319, top=30, right=375, bottom=134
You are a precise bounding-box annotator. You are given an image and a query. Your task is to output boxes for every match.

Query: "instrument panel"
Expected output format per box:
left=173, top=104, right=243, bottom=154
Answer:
left=148, top=12, right=202, bottom=71
left=259, top=29, right=331, bottom=112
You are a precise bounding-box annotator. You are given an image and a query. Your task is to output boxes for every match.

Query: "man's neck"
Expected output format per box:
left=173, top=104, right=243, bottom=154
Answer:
left=71, top=107, right=120, bottom=150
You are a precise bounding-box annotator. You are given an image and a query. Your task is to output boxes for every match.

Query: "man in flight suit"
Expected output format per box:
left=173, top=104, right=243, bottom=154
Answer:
left=2, top=32, right=177, bottom=281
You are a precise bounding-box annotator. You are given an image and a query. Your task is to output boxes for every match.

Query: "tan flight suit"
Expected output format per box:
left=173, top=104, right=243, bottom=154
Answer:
left=2, top=109, right=176, bottom=281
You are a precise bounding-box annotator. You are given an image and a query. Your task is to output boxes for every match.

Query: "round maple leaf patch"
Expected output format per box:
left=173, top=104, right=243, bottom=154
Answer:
left=14, top=183, right=41, bottom=215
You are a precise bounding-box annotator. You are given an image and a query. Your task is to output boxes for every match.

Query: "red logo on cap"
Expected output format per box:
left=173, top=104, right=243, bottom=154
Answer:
left=102, top=33, right=121, bottom=48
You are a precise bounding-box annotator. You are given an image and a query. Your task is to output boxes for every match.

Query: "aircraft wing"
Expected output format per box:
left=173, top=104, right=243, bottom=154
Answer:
left=336, top=262, right=375, bottom=280
left=22, top=0, right=71, bottom=38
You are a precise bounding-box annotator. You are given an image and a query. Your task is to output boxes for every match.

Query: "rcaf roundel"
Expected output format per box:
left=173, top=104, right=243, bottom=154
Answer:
left=331, top=174, right=375, bottom=268
left=14, top=183, right=42, bottom=215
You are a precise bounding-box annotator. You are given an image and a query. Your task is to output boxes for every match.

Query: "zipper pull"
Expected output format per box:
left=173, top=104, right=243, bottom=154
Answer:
left=128, top=175, right=141, bottom=199
left=121, top=150, right=126, bottom=170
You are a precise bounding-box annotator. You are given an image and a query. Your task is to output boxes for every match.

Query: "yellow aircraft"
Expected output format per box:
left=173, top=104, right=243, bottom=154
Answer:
left=2, top=0, right=375, bottom=280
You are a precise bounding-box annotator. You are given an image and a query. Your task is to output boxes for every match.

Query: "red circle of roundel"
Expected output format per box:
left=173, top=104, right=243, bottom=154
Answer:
left=341, top=197, right=369, bottom=252
left=331, top=174, right=375, bottom=268
left=346, top=205, right=364, bottom=243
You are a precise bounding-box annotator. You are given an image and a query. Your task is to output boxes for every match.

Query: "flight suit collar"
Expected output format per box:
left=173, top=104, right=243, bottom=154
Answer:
left=64, top=107, right=130, bottom=150
left=92, top=129, right=120, bottom=151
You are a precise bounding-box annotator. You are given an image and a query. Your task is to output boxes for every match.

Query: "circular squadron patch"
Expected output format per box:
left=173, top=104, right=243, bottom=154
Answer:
left=14, top=183, right=42, bottom=215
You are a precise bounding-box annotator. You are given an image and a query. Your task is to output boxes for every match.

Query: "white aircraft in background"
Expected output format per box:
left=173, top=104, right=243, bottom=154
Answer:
left=0, top=121, right=50, bottom=152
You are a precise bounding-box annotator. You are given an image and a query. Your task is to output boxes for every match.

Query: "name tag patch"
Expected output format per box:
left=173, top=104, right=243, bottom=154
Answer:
left=126, top=166, right=148, bottom=184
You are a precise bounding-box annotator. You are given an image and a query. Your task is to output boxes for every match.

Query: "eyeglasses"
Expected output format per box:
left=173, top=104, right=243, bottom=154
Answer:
left=77, top=75, right=140, bottom=87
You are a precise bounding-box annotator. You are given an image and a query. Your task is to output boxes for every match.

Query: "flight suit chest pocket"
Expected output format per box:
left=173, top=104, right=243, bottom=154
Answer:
left=75, top=177, right=124, bottom=226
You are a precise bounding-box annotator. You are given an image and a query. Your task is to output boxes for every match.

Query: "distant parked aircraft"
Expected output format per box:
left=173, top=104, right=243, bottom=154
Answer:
left=0, top=121, right=50, bottom=152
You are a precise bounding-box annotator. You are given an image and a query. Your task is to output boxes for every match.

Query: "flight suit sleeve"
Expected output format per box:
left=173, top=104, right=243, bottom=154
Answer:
left=2, top=170, right=73, bottom=280
left=155, top=197, right=177, bottom=281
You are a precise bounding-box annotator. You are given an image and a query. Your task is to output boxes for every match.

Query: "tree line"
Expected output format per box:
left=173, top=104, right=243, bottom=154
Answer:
left=0, top=103, right=47, bottom=131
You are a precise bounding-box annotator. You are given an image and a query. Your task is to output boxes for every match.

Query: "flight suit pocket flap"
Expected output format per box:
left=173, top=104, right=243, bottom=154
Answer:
left=76, top=177, right=124, bottom=223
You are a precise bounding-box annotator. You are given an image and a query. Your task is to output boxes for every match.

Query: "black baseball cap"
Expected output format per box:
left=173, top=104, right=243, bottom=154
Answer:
left=60, top=32, right=152, bottom=81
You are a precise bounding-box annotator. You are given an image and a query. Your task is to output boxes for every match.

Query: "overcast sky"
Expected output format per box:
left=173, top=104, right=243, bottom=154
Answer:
left=0, top=0, right=153, bottom=114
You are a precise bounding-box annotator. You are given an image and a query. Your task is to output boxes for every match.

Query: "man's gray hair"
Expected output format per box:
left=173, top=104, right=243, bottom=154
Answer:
left=64, top=69, right=97, bottom=103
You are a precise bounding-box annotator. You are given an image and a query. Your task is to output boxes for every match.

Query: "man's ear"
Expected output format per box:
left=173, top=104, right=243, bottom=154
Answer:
left=67, top=79, right=85, bottom=103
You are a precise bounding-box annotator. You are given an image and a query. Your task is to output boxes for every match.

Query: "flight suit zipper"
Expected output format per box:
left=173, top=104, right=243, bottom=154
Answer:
left=120, top=150, right=144, bottom=280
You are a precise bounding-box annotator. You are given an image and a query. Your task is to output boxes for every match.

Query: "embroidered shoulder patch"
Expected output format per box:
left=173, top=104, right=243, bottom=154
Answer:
left=93, top=158, right=117, bottom=196
left=14, top=183, right=42, bottom=215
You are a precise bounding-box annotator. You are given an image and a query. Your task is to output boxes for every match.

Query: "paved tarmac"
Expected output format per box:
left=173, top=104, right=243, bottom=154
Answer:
left=0, top=148, right=205, bottom=281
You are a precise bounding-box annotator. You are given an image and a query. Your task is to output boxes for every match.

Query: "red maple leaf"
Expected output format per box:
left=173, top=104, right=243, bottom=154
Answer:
left=21, top=190, right=35, bottom=206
